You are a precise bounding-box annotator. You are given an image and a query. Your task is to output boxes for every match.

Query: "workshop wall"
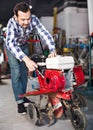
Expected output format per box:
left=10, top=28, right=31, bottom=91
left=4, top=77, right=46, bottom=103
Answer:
left=41, top=7, right=88, bottom=43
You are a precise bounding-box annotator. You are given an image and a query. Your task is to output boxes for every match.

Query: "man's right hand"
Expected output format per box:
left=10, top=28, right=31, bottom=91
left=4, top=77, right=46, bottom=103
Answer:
left=23, top=56, right=38, bottom=72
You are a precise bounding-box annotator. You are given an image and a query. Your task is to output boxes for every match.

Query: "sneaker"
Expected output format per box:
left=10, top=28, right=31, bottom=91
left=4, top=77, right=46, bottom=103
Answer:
left=18, top=103, right=27, bottom=115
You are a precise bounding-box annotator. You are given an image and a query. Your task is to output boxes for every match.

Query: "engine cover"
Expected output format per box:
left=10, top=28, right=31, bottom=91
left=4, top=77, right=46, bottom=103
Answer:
left=46, top=55, right=74, bottom=70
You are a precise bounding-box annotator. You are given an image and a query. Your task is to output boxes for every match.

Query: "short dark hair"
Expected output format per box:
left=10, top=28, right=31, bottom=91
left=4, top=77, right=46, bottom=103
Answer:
left=13, top=2, right=30, bottom=16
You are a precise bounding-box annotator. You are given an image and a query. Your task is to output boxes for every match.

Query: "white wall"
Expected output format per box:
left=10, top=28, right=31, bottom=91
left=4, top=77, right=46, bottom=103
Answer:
left=58, top=7, right=89, bottom=43
left=40, top=16, right=53, bottom=34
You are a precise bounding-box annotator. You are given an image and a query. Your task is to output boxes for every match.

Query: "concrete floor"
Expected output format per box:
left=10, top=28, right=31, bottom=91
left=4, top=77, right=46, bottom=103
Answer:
left=0, top=79, right=93, bottom=130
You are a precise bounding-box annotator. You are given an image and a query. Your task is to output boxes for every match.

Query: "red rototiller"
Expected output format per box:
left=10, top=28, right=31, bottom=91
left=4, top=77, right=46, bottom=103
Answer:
left=20, top=53, right=87, bottom=130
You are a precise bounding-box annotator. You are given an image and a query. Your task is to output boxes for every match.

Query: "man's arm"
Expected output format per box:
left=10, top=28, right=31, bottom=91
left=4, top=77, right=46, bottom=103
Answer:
left=6, top=19, right=37, bottom=71
left=32, top=15, right=56, bottom=54
left=22, top=55, right=37, bottom=71
left=6, top=19, right=26, bottom=61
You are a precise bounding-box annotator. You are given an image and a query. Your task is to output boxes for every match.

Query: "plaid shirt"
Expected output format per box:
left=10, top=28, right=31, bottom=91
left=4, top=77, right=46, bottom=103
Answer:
left=6, top=15, right=55, bottom=61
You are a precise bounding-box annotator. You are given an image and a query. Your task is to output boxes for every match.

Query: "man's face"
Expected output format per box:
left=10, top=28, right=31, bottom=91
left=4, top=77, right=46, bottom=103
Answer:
left=16, top=10, right=31, bottom=28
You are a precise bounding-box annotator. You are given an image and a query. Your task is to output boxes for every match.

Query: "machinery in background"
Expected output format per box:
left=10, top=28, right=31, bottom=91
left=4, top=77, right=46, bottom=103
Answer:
left=0, top=27, right=10, bottom=82
left=53, top=7, right=66, bottom=55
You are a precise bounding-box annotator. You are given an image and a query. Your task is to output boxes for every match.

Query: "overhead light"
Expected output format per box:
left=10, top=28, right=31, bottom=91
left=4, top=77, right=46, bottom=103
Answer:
left=29, top=5, right=32, bottom=9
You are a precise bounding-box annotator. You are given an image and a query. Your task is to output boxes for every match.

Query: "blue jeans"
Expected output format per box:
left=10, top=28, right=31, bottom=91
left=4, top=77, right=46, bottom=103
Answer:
left=6, top=44, right=29, bottom=104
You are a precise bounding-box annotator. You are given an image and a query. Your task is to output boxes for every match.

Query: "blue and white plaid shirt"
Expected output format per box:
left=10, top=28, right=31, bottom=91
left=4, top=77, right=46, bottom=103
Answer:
left=6, top=14, right=55, bottom=61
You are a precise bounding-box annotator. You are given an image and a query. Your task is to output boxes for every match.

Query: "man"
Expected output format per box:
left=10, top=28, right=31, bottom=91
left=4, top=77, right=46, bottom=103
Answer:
left=5, top=2, right=56, bottom=114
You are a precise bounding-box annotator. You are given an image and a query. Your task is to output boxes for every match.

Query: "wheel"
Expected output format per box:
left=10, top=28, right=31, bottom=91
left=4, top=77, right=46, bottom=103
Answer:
left=73, top=92, right=87, bottom=108
left=27, top=103, right=43, bottom=126
left=71, top=108, right=87, bottom=130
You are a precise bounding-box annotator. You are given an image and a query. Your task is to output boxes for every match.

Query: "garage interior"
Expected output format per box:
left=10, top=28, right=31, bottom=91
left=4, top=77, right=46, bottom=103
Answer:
left=0, top=0, right=93, bottom=130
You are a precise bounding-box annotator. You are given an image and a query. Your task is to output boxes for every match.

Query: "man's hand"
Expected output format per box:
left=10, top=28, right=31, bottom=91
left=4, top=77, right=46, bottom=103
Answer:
left=23, top=56, right=38, bottom=72
left=48, top=50, right=57, bottom=58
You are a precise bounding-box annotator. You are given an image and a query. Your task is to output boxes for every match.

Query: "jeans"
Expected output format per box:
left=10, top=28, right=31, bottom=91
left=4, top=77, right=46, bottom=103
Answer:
left=6, top=44, right=29, bottom=104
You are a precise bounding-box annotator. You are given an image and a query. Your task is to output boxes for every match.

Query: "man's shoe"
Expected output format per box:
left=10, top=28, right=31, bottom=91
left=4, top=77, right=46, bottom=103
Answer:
left=18, top=103, right=27, bottom=115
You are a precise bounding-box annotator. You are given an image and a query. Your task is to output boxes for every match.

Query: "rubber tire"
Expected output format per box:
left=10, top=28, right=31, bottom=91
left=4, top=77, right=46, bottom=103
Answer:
left=27, top=103, right=39, bottom=124
left=73, top=92, right=87, bottom=108
left=27, top=103, right=43, bottom=126
left=71, top=108, right=87, bottom=130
